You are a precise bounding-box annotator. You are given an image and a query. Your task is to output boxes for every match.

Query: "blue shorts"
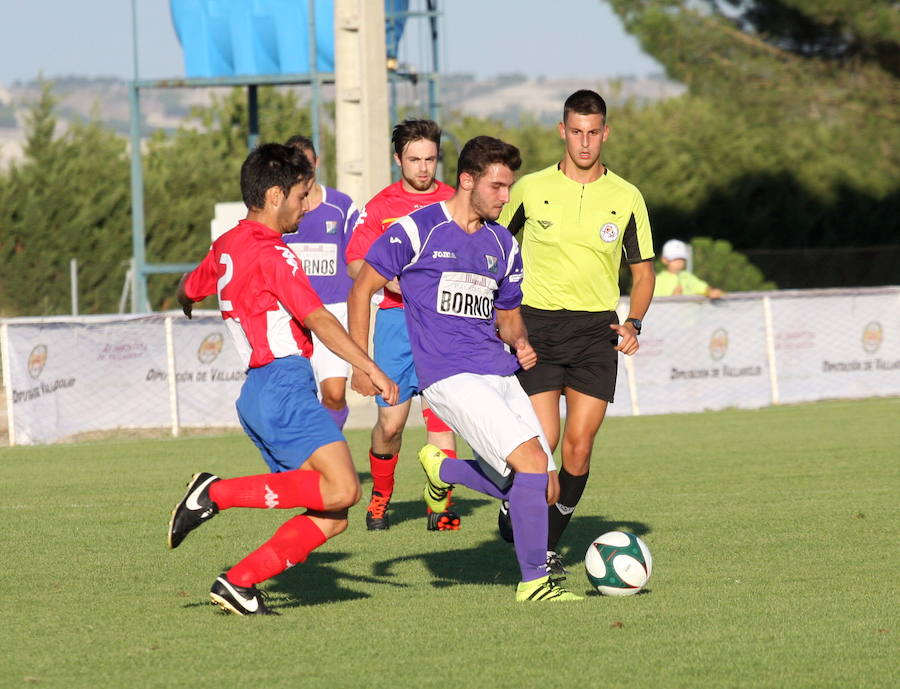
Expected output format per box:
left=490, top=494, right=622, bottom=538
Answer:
left=236, top=356, right=345, bottom=472
left=373, top=307, right=418, bottom=406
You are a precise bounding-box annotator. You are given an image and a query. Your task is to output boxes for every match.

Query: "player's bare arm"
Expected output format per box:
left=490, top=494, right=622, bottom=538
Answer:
left=303, top=306, right=398, bottom=405
left=611, top=260, right=655, bottom=355
left=347, top=262, right=391, bottom=396
left=495, top=307, right=537, bottom=370
left=346, top=258, right=363, bottom=279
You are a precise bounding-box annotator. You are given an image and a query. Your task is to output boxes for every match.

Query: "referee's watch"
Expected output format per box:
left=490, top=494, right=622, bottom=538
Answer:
left=625, top=317, right=642, bottom=334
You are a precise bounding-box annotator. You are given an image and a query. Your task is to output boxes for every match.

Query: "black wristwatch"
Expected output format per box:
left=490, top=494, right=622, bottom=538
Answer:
left=625, top=317, right=642, bottom=334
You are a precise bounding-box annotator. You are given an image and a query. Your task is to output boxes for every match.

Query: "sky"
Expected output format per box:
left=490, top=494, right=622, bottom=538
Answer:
left=0, top=0, right=661, bottom=86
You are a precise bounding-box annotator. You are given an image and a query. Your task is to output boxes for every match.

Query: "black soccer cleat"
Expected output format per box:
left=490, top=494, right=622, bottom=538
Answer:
left=209, top=574, right=278, bottom=616
left=167, top=472, right=220, bottom=549
left=426, top=509, right=461, bottom=531
left=365, top=490, right=390, bottom=531
left=498, top=500, right=515, bottom=543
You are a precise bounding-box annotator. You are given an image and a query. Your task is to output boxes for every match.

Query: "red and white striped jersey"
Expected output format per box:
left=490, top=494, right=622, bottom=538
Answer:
left=184, top=219, right=324, bottom=368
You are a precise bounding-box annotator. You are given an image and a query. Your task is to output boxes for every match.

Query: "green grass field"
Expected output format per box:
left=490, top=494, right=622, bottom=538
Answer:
left=2, top=398, right=898, bottom=689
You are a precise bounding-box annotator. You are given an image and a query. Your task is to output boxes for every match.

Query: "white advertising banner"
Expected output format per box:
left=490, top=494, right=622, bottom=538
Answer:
left=4, top=316, right=171, bottom=444
left=771, top=291, right=900, bottom=404
left=2, top=289, right=898, bottom=445
left=623, top=297, right=773, bottom=415
left=170, top=317, right=246, bottom=427
left=2, top=312, right=245, bottom=445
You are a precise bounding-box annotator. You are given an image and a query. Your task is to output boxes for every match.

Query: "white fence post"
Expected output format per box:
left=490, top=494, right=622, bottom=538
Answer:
left=70, top=258, right=79, bottom=316
left=164, top=316, right=181, bottom=437
left=1, top=322, right=15, bottom=446
left=762, top=295, right=780, bottom=405
left=624, top=354, right=641, bottom=416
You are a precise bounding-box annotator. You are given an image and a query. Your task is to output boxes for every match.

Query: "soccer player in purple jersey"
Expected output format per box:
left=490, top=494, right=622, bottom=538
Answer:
left=348, top=137, right=581, bottom=601
left=282, top=135, right=359, bottom=430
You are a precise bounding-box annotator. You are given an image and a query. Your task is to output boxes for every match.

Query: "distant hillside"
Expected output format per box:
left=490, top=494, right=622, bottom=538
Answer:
left=0, top=73, right=684, bottom=166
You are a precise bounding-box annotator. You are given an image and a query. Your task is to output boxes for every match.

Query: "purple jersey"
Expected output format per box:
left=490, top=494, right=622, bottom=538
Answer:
left=365, top=201, right=524, bottom=389
left=283, top=186, right=359, bottom=304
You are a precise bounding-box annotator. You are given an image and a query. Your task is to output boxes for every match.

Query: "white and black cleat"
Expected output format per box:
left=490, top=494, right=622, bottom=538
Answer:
left=167, top=472, right=220, bottom=549
left=210, top=574, right=278, bottom=616
left=546, top=550, right=570, bottom=579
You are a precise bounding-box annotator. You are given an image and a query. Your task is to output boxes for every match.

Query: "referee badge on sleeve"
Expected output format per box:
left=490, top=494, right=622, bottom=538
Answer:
left=600, top=223, right=619, bottom=242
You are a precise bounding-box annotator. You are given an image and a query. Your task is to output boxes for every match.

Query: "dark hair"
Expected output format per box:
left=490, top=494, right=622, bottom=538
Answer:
left=285, top=134, right=317, bottom=159
left=240, top=143, right=313, bottom=209
left=456, top=136, right=521, bottom=184
left=391, top=118, right=441, bottom=157
left=563, top=89, right=607, bottom=123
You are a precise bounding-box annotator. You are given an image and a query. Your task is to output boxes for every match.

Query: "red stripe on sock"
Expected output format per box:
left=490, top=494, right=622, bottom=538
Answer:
left=209, top=469, right=324, bottom=511
left=227, top=515, right=328, bottom=587
left=422, top=407, right=453, bottom=433
left=441, top=448, right=457, bottom=459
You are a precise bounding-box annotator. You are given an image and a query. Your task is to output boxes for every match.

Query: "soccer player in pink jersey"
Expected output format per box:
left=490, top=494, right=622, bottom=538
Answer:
left=345, top=119, right=460, bottom=532
left=167, top=143, right=398, bottom=615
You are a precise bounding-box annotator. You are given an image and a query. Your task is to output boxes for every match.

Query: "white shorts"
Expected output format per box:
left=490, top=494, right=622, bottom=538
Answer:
left=423, top=373, right=556, bottom=487
left=310, top=302, right=351, bottom=386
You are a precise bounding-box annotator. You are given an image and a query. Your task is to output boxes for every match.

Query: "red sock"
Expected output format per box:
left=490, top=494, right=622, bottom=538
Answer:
left=227, top=515, right=328, bottom=587
left=209, top=470, right=324, bottom=511
left=369, top=450, right=398, bottom=498
left=441, top=448, right=457, bottom=459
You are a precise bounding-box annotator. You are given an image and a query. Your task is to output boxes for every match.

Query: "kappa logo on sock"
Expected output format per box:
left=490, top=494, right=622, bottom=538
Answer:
left=555, top=502, right=575, bottom=516
left=264, top=484, right=279, bottom=509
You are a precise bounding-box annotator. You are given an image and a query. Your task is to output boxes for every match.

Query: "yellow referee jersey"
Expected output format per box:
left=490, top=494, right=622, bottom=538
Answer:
left=499, top=164, right=654, bottom=312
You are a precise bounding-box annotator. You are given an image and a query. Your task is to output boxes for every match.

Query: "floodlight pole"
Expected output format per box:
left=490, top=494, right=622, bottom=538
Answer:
left=248, top=85, right=259, bottom=150
left=128, top=82, right=149, bottom=313
left=427, top=0, right=440, bottom=123
left=308, top=0, right=321, bottom=158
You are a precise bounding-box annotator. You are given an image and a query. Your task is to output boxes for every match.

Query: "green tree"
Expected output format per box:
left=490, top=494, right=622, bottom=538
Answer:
left=602, top=0, right=900, bottom=251
left=143, top=87, right=331, bottom=308
left=440, top=113, right=561, bottom=183
left=0, top=82, right=131, bottom=316
left=686, top=236, right=776, bottom=291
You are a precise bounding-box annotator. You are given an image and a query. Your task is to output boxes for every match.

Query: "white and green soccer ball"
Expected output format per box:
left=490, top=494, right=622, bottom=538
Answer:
left=584, top=531, right=653, bottom=596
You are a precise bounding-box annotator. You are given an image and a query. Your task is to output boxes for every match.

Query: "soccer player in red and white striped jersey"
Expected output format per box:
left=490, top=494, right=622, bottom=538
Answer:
left=167, top=143, right=397, bottom=615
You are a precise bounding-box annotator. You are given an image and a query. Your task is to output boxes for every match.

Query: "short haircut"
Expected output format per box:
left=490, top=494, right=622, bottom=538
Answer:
left=563, top=89, right=607, bottom=123
left=456, top=136, right=521, bottom=184
left=240, top=143, right=313, bottom=209
left=392, top=118, right=441, bottom=157
left=285, top=134, right=316, bottom=159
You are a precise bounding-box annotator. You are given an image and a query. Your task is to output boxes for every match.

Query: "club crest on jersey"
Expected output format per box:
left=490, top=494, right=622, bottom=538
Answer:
left=325, top=221, right=337, bottom=234
left=600, top=223, right=619, bottom=243
left=485, top=255, right=498, bottom=274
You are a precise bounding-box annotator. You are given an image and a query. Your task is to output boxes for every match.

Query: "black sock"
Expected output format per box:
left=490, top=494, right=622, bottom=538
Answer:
left=547, top=468, right=589, bottom=551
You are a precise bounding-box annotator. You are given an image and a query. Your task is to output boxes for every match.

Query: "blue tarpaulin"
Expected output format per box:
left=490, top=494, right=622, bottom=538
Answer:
left=171, top=0, right=410, bottom=78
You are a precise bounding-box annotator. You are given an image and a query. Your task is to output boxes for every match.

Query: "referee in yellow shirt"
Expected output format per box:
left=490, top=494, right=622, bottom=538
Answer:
left=498, top=89, right=655, bottom=575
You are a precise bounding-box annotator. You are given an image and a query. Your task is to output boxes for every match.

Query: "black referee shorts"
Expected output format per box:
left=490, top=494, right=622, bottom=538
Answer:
left=516, top=306, right=619, bottom=402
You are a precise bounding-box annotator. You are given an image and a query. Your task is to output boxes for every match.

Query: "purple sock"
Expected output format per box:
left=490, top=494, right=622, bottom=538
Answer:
left=509, top=472, right=549, bottom=582
left=325, top=405, right=349, bottom=430
left=439, top=459, right=510, bottom=499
